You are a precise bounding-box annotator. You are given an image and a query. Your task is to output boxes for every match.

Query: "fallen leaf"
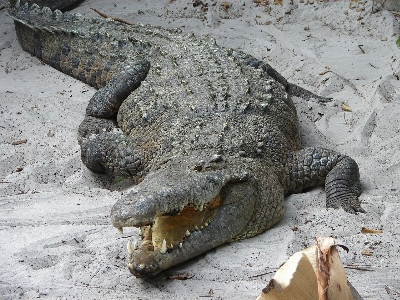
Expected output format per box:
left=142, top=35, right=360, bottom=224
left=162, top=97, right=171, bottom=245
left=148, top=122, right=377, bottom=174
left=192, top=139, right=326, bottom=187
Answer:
left=361, top=249, right=373, bottom=256
left=342, top=103, right=352, bottom=112
left=257, top=237, right=355, bottom=300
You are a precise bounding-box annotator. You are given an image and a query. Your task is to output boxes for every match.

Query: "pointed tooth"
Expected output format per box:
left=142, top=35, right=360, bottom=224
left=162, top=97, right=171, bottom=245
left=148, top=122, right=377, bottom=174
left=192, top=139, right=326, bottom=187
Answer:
left=138, top=228, right=143, bottom=236
left=160, top=239, right=167, bottom=254
left=199, top=203, right=204, bottom=211
left=127, top=262, right=134, bottom=269
left=179, top=242, right=183, bottom=248
left=170, top=244, right=173, bottom=249
left=53, top=9, right=63, bottom=22
left=205, top=222, right=209, bottom=227
left=117, top=227, right=123, bottom=234
left=41, top=6, right=52, bottom=19
left=194, top=226, right=199, bottom=231
left=201, top=226, right=204, bottom=229
left=185, top=230, right=191, bottom=237
left=30, top=3, right=40, bottom=14
left=127, top=241, right=134, bottom=254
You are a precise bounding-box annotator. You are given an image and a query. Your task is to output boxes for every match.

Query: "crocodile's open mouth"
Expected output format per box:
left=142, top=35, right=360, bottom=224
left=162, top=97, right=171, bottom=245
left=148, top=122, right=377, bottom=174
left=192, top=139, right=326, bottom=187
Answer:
left=110, top=166, right=254, bottom=277
left=131, top=195, right=221, bottom=254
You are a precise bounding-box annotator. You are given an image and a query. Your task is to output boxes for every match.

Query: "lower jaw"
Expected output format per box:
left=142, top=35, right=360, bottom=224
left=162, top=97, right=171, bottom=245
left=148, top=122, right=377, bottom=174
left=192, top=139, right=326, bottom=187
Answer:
left=127, top=228, right=214, bottom=277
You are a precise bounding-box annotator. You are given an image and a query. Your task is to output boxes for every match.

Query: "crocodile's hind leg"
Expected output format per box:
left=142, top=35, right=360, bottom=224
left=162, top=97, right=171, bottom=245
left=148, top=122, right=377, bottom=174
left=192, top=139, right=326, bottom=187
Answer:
left=232, top=52, right=332, bottom=103
left=286, top=147, right=365, bottom=213
left=78, top=61, right=150, bottom=177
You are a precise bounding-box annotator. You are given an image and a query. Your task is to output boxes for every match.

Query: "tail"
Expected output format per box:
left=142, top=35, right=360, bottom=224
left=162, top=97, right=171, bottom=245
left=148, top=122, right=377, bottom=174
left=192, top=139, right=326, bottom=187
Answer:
left=7, top=0, right=120, bottom=89
left=8, top=0, right=83, bottom=69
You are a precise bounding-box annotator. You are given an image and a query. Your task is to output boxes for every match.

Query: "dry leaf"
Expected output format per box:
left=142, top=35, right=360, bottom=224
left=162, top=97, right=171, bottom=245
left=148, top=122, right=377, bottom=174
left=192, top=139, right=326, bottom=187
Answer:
left=361, top=249, right=373, bottom=256
left=342, top=103, right=352, bottom=112
left=257, top=237, right=355, bottom=300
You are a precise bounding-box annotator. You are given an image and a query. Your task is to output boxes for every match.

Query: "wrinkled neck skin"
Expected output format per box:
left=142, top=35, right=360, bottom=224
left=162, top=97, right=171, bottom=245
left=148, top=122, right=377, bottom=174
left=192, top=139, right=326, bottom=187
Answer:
left=111, top=155, right=261, bottom=277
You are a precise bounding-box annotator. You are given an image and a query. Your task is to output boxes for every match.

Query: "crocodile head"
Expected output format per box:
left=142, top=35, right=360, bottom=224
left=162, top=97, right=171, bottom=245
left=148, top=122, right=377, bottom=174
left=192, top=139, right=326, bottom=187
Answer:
left=110, top=157, right=260, bottom=277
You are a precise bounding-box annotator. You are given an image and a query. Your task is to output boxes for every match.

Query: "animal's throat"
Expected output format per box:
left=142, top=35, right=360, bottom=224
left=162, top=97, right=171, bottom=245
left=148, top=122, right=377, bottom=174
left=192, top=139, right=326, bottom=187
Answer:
left=139, top=195, right=221, bottom=253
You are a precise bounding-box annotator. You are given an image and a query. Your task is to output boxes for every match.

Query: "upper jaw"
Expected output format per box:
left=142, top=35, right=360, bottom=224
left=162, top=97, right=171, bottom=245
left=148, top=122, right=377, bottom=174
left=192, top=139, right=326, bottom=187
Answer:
left=110, top=167, right=233, bottom=229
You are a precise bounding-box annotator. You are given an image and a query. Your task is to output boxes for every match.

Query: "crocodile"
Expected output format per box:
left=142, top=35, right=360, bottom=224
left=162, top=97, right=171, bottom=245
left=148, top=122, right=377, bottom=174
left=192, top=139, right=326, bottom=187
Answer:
left=8, top=0, right=365, bottom=277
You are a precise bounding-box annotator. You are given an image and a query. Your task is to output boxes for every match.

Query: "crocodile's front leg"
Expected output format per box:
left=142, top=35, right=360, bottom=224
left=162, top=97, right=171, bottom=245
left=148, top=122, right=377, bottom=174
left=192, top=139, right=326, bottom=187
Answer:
left=286, top=147, right=365, bottom=213
left=78, top=61, right=150, bottom=177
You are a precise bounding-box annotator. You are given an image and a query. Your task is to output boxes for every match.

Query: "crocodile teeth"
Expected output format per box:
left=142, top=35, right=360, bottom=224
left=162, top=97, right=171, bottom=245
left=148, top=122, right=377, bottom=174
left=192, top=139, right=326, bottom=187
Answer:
left=30, top=3, right=40, bottom=14
left=199, top=203, right=204, bottom=211
left=194, top=226, right=199, bottom=231
left=160, top=239, right=167, bottom=254
left=185, top=230, right=191, bottom=237
left=179, top=242, right=183, bottom=249
left=127, top=241, right=134, bottom=254
left=53, top=9, right=63, bottom=22
left=41, top=6, right=52, bottom=19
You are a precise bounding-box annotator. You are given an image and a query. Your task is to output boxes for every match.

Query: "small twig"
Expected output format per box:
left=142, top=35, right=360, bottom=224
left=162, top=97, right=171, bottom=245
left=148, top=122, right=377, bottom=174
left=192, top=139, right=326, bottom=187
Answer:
left=343, top=264, right=374, bottom=271
left=166, top=273, right=194, bottom=280
left=369, top=62, right=378, bottom=69
left=11, top=139, right=27, bottom=145
left=249, top=270, right=275, bottom=278
left=116, top=234, right=135, bottom=240
left=358, top=45, right=365, bottom=54
left=90, top=8, right=133, bottom=25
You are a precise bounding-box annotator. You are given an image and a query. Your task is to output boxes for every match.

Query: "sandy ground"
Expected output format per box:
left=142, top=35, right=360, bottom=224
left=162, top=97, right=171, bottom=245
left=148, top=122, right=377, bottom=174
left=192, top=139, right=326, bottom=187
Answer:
left=0, top=0, right=399, bottom=299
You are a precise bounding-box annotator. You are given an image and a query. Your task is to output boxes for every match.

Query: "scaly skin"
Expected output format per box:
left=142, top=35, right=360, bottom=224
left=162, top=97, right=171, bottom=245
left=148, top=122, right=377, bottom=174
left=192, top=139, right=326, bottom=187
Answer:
left=8, top=0, right=365, bottom=277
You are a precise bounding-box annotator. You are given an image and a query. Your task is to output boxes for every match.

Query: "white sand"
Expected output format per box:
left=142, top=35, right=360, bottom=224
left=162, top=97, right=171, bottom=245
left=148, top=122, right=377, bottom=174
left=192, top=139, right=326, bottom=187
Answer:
left=0, top=0, right=399, bottom=299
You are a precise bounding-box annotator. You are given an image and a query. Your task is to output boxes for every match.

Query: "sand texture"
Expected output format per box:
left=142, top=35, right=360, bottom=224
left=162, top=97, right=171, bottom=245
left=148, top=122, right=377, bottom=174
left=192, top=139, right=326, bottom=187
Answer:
left=0, top=0, right=399, bottom=299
